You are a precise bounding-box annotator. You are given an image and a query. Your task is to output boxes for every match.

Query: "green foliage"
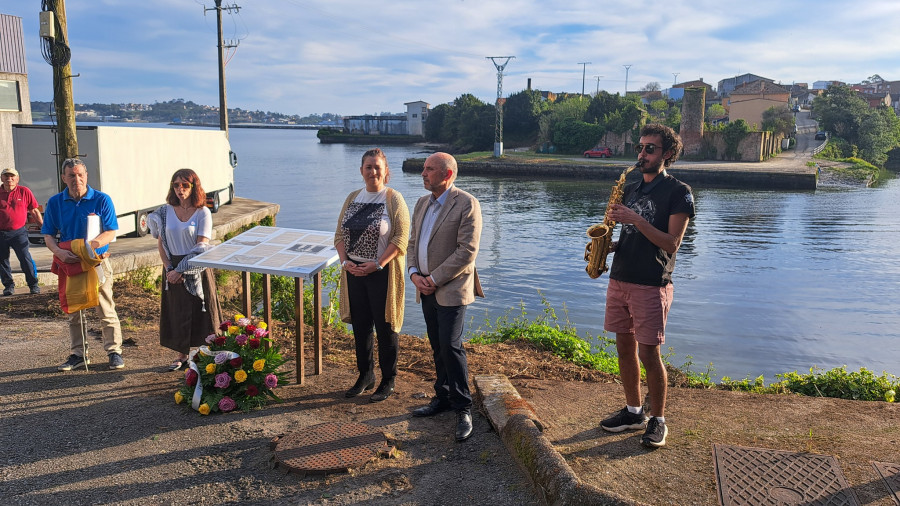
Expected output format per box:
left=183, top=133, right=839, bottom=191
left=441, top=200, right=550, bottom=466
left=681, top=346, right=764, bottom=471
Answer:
left=669, top=353, right=716, bottom=388
left=706, top=103, right=727, bottom=120
left=813, top=84, right=900, bottom=166
left=774, top=366, right=899, bottom=402
left=249, top=265, right=344, bottom=330
left=551, top=118, right=605, bottom=154
left=502, top=89, right=548, bottom=144
left=427, top=94, right=495, bottom=152
left=719, top=375, right=773, bottom=393
left=720, top=119, right=751, bottom=160
left=761, top=105, right=795, bottom=137
left=469, top=293, right=619, bottom=374
left=825, top=157, right=879, bottom=182
left=123, top=265, right=161, bottom=294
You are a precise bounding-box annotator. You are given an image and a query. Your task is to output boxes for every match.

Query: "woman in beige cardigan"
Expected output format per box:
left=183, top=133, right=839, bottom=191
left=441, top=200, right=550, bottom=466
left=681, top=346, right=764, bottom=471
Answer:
left=334, top=149, right=409, bottom=402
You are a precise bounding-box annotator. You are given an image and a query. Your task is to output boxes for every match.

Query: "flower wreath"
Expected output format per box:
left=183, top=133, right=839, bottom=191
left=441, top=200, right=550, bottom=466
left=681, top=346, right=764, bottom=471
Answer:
left=175, top=314, right=288, bottom=414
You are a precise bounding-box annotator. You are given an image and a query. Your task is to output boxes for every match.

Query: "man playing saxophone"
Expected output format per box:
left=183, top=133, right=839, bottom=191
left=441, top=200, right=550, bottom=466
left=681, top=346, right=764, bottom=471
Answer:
left=599, top=123, right=695, bottom=448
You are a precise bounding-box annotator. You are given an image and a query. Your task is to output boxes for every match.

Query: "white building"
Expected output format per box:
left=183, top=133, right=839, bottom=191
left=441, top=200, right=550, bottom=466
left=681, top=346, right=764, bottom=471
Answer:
left=404, top=101, right=429, bottom=136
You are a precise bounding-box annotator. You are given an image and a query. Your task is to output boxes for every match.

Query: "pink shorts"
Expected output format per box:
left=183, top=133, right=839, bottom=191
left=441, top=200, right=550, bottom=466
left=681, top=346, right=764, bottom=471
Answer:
left=604, top=279, right=674, bottom=346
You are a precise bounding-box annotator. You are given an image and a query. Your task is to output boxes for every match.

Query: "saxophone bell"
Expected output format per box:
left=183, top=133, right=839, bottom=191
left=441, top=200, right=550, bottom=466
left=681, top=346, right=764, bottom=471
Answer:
left=583, top=161, right=639, bottom=279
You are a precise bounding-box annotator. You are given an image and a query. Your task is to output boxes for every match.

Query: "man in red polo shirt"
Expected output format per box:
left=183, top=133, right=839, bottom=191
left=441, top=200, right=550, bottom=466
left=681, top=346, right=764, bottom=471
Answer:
left=0, top=167, right=43, bottom=295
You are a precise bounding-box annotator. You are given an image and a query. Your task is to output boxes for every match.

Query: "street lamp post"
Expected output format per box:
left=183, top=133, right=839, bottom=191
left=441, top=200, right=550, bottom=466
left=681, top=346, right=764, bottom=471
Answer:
left=578, top=62, right=591, bottom=98
left=623, top=64, right=632, bottom=95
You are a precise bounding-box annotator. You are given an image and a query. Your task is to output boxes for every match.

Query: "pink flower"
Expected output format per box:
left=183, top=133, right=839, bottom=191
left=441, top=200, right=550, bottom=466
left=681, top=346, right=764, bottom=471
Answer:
left=185, top=369, right=198, bottom=387
left=249, top=338, right=261, bottom=349
left=237, top=317, right=250, bottom=327
left=235, top=334, right=248, bottom=346
left=205, top=334, right=217, bottom=344
left=254, top=328, right=269, bottom=338
left=214, top=353, right=228, bottom=365
left=218, top=396, right=237, bottom=412
left=264, top=374, right=278, bottom=389
left=229, top=357, right=243, bottom=368
left=214, top=372, right=232, bottom=389
left=245, top=385, right=259, bottom=397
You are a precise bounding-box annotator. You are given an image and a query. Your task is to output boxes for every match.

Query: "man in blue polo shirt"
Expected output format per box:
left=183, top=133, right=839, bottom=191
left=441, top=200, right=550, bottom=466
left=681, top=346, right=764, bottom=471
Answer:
left=42, top=158, right=125, bottom=371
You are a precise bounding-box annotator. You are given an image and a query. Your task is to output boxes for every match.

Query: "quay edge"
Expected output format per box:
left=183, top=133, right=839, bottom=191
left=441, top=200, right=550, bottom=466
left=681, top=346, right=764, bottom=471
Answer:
left=401, top=158, right=817, bottom=191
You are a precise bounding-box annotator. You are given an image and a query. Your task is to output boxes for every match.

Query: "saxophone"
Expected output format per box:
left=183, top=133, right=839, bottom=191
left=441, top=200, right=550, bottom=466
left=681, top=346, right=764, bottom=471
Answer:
left=584, top=161, right=640, bottom=279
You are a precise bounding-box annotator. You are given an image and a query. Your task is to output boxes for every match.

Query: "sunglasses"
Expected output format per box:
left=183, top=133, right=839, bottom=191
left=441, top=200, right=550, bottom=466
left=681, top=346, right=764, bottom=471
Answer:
left=633, top=143, right=659, bottom=155
left=172, top=182, right=193, bottom=190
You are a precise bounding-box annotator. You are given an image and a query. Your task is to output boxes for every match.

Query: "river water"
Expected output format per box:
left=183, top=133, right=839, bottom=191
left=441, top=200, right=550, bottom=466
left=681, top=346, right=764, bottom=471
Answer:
left=228, top=128, right=900, bottom=381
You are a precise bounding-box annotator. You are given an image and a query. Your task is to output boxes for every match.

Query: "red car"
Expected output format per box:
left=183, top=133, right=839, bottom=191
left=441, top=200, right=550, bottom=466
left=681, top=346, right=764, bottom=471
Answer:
left=583, top=147, right=612, bottom=158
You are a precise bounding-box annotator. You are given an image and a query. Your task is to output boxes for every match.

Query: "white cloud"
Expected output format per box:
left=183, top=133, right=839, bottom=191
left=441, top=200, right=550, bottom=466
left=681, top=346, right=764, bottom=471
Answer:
left=5, top=0, right=900, bottom=115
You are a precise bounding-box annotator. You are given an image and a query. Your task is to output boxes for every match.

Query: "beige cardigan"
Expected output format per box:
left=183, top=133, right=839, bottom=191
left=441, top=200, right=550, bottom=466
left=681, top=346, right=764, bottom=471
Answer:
left=334, top=187, right=410, bottom=332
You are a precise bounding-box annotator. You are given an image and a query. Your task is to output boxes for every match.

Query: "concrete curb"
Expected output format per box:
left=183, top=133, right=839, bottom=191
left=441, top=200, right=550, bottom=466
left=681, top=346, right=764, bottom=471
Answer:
left=474, top=375, right=639, bottom=506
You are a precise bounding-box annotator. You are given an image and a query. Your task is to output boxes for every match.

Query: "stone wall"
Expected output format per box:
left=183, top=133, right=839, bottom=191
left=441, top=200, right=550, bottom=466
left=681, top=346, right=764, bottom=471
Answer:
left=702, top=131, right=784, bottom=161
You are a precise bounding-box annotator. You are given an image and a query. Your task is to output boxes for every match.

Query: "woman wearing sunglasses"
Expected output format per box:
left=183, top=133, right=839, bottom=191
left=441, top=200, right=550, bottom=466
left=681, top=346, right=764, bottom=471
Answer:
left=333, top=148, right=410, bottom=402
left=154, top=169, right=222, bottom=371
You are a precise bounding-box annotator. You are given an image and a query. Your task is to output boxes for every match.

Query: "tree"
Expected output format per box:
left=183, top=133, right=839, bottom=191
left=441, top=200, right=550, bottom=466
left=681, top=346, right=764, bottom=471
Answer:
left=761, top=105, right=795, bottom=137
left=640, top=82, right=661, bottom=92
left=706, top=104, right=727, bottom=121
left=502, top=89, right=547, bottom=144
left=813, top=85, right=870, bottom=143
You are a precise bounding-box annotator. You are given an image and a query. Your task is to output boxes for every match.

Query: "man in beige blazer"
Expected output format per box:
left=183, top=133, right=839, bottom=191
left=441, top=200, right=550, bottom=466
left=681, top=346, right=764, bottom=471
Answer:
left=407, top=152, right=483, bottom=442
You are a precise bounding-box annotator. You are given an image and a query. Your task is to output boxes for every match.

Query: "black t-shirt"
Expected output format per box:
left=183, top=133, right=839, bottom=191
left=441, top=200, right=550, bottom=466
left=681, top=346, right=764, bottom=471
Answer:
left=609, top=172, right=695, bottom=286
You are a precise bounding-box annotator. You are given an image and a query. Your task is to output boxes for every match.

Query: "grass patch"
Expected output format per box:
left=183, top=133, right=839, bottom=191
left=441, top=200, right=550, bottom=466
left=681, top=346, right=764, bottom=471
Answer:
left=468, top=292, right=619, bottom=374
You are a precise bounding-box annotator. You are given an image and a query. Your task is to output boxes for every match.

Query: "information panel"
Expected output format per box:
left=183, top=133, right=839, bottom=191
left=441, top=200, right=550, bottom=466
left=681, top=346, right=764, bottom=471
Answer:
left=189, top=226, right=339, bottom=278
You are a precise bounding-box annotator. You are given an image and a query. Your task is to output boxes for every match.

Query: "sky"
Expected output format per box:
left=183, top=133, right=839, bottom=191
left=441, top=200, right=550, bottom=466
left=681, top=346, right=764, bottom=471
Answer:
left=4, top=0, right=900, bottom=117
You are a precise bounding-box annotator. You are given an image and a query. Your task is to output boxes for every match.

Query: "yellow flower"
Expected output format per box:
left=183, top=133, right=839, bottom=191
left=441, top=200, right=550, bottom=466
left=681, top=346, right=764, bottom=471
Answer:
left=205, top=363, right=216, bottom=374
left=234, top=313, right=245, bottom=320
left=258, top=321, right=268, bottom=330
left=198, top=403, right=211, bottom=415
left=197, top=350, right=204, bottom=357
left=174, top=391, right=184, bottom=404
left=253, top=359, right=266, bottom=372
left=234, top=369, right=248, bottom=383
left=228, top=325, right=240, bottom=335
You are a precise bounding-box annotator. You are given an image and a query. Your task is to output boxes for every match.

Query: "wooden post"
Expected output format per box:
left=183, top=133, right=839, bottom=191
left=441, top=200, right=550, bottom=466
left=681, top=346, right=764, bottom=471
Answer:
left=262, top=274, right=272, bottom=348
left=294, top=277, right=304, bottom=385
left=241, top=271, right=251, bottom=317
left=314, top=272, right=322, bottom=374
left=214, top=0, right=229, bottom=137
left=51, top=0, right=78, bottom=160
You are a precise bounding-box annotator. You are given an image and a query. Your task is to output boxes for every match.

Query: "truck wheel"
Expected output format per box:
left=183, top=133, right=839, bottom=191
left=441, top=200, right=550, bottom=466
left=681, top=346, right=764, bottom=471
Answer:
left=210, top=192, right=221, bottom=213
left=227, top=183, right=234, bottom=204
left=135, top=210, right=150, bottom=237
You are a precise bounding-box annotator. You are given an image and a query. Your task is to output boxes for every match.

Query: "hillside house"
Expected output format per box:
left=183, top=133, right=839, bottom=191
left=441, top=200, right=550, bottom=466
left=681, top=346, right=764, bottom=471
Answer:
left=726, top=80, right=790, bottom=128
left=717, top=73, right=773, bottom=97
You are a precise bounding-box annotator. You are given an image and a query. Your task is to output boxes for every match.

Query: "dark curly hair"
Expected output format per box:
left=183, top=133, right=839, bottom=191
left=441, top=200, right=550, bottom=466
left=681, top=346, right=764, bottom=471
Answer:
left=640, top=123, right=683, bottom=167
left=166, top=168, right=206, bottom=208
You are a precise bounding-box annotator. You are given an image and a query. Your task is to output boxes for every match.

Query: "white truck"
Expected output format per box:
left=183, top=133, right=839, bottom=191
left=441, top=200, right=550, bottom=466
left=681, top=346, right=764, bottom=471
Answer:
left=12, top=124, right=236, bottom=241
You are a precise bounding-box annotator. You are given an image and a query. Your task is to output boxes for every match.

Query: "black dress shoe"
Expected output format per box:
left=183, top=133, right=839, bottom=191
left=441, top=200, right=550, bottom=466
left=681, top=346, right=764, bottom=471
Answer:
left=369, top=378, right=395, bottom=403
left=456, top=411, right=473, bottom=441
left=412, top=398, right=451, bottom=417
left=345, top=373, right=375, bottom=398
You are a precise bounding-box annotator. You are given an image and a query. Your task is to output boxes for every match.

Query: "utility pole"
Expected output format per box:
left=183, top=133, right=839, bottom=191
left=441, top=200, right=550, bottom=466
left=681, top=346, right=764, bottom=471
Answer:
left=594, top=75, right=604, bottom=96
left=42, top=0, right=78, bottom=160
left=205, top=1, right=241, bottom=137
left=487, top=56, right=514, bottom=158
left=623, top=65, right=632, bottom=96
left=672, top=72, right=680, bottom=86
left=578, top=62, right=591, bottom=98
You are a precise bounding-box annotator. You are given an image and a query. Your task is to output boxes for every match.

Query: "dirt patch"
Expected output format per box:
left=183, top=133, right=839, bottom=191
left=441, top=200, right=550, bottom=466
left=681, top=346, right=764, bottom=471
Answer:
left=4, top=280, right=897, bottom=505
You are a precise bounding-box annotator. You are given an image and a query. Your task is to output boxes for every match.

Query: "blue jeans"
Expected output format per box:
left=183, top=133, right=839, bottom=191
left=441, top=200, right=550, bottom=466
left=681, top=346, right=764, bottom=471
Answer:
left=0, top=226, right=38, bottom=289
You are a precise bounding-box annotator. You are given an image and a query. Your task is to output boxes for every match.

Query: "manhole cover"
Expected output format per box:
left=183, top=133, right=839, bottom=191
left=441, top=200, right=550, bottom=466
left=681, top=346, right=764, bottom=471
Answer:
left=873, top=461, right=900, bottom=504
left=271, top=422, right=392, bottom=475
left=712, top=444, right=860, bottom=506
